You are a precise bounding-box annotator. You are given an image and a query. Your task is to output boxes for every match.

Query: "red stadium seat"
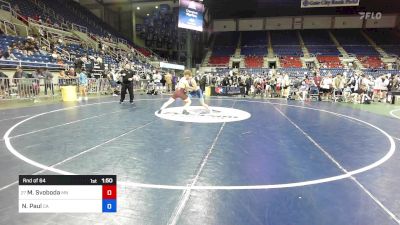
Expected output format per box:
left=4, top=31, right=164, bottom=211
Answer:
left=209, top=56, right=230, bottom=66
left=245, top=56, right=263, bottom=68
left=280, top=56, right=302, bottom=68
left=317, top=56, right=343, bottom=68
left=357, top=56, right=384, bottom=69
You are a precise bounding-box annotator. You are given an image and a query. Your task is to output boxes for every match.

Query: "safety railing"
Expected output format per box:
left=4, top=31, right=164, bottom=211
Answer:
left=0, top=77, right=151, bottom=100
left=0, top=59, right=64, bottom=69
left=0, top=19, right=16, bottom=35
left=28, top=17, right=70, bottom=34
left=71, top=23, right=88, bottom=34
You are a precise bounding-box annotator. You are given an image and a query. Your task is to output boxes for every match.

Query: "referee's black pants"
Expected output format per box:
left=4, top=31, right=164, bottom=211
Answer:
left=120, top=82, right=134, bottom=103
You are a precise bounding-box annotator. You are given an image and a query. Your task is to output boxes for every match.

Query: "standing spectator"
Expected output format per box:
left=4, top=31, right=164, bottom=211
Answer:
left=119, top=64, right=134, bottom=104
left=172, top=73, right=177, bottom=91
left=332, top=74, right=344, bottom=101
left=42, top=68, right=54, bottom=96
left=0, top=71, right=10, bottom=98
left=282, top=73, right=290, bottom=99
left=153, top=70, right=162, bottom=93
left=321, top=74, right=333, bottom=100
left=13, top=67, right=27, bottom=97
left=372, top=76, right=382, bottom=101
left=313, top=72, right=322, bottom=101
left=199, top=73, right=207, bottom=92
left=78, top=69, right=88, bottom=101
left=164, top=72, right=172, bottom=93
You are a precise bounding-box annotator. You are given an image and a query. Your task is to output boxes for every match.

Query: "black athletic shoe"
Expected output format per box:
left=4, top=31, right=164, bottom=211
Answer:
left=182, top=110, right=190, bottom=115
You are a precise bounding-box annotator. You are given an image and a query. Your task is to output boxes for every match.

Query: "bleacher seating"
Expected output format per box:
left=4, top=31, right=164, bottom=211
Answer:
left=319, top=68, right=353, bottom=76
left=365, top=29, right=400, bottom=56
left=241, top=31, right=267, bottom=46
left=278, top=68, right=310, bottom=77
left=307, top=45, right=340, bottom=56
left=342, top=45, right=379, bottom=56
left=357, top=56, right=384, bottom=69
left=270, top=31, right=299, bottom=45
left=245, top=56, right=263, bottom=68
left=137, top=48, right=152, bottom=57
left=241, top=46, right=267, bottom=56
left=301, top=30, right=334, bottom=45
left=270, top=31, right=302, bottom=56
left=214, top=32, right=239, bottom=47
left=279, top=56, right=302, bottom=68
left=240, top=68, right=268, bottom=74
left=317, top=56, right=343, bottom=68
left=380, top=45, right=400, bottom=56
left=365, top=29, right=400, bottom=45
left=333, top=29, right=379, bottom=56
left=212, top=46, right=235, bottom=57
left=209, top=56, right=230, bottom=66
left=0, top=0, right=158, bottom=70
left=273, top=45, right=302, bottom=56
left=332, top=29, right=369, bottom=45
left=208, top=32, right=239, bottom=66
left=362, top=69, right=399, bottom=77
left=301, top=30, right=340, bottom=56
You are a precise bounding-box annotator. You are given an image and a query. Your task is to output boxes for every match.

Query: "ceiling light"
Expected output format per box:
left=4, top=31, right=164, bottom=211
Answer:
left=155, top=6, right=158, bottom=9
left=136, top=6, right=140, bottom=10
left=147, top=14, right=149, bottom=16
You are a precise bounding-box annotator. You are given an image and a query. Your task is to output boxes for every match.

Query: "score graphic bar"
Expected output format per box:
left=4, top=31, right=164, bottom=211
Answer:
left=19, top=175, right=117, bottom=213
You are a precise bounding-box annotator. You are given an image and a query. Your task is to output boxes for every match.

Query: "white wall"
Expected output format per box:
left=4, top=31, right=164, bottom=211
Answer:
left=211, top=14, right=398, bottom=32
left=334, top=16, right=363, bottom=29
left=238, top=18, right=264, bottom=31
left=213, top=19, right=236, bottom=32
left=303, top=16, right=332, bottom=29
left=365, top=14, right=398, bottom=28
left=265, top=17, right=292, bottom=30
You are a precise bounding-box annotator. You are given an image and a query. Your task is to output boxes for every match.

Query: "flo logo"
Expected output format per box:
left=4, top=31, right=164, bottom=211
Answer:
left=155, top=106, right=251, bottom=123
left=359, top=12, right=382, bottom=20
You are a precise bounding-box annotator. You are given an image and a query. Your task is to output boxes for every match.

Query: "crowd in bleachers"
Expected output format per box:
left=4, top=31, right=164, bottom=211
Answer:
left=204, top=67, right=400, bottom=104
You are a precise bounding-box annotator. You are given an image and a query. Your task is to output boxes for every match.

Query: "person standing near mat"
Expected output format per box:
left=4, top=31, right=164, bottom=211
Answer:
left=157, top=70, right=192, bottom=115
left=78, top=68, right=88, bottom=101
left=120, top=64, right=134, bottom=104
left=187, top=74, right=211, bottom=113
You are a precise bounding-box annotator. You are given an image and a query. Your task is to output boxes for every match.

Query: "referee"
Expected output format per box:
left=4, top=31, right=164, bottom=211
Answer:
left=120, top=64, right=134, bottom=104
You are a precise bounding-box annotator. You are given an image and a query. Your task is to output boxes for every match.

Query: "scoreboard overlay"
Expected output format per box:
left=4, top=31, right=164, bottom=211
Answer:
left=19, top=175, right=117, bottom=213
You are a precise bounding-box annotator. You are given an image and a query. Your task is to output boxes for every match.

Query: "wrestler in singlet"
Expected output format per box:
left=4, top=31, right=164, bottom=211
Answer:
left=187, top=77, right=211, bottom=113
left=172, top=77, right=190, bottom=100
left=157, top=70, right=193, bottom=114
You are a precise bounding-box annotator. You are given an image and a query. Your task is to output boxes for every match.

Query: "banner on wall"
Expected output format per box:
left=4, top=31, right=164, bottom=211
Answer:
left=301, top=0, right=359, bottom=8
left=211, top=86, right=245, bottom=96
left=178, top=0, right=204, bottom=32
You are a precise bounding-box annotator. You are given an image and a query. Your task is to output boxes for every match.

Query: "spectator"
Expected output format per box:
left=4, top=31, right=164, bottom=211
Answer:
left=67, top=68, right=76, bottom=78
left=51, top=50, right=59, bottom=60
left=78, top=68, right=88, bottom=101
left=164, top=72, right=172, bottom=93
left=42, top=68, right=54, bottom=95
left=0, top=71, right=10, bottom=98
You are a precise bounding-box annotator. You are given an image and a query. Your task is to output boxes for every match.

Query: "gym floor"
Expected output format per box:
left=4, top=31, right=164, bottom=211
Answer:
left=0, top=95, right=400, bottom=225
